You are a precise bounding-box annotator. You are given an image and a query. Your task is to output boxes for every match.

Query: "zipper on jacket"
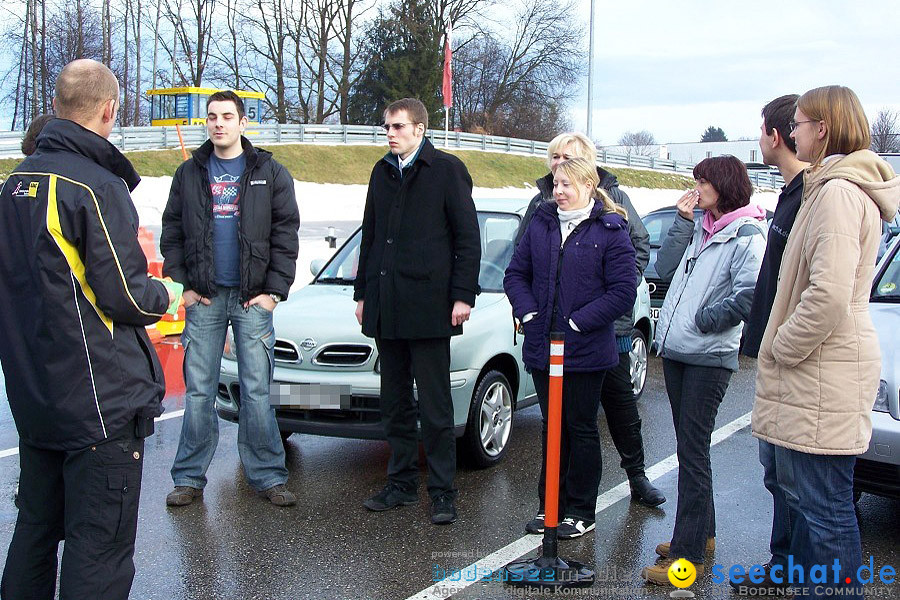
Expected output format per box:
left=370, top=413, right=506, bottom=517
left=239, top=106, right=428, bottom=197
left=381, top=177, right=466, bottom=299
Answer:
left=546, top=219, right=588, bottom=359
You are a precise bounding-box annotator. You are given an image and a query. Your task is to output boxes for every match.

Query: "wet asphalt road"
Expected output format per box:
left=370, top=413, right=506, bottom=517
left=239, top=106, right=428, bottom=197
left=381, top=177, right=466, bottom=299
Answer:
left=0, top=355, right=897, bottom=600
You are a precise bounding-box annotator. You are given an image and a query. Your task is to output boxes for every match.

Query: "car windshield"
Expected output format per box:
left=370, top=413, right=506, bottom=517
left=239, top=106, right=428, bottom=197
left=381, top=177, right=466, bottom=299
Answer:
left=643, top=208, right=704, bottom=248
left=643, top=210, right=677, bottom=248
left=314, top=211, right=521, bottom=293
left=872, top=239, right=900, bottom=302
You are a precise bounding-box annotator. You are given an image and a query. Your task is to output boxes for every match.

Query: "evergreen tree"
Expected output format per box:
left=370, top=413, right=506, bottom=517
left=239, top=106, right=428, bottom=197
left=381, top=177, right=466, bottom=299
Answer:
left=701, top=126, right=728, bottom=142
left=348, top=0, right=443, bottom=126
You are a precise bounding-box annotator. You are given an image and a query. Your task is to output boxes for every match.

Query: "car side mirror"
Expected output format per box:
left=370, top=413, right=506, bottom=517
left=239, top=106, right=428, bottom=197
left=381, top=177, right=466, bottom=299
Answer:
left=310, top=259, right=326, bottom=276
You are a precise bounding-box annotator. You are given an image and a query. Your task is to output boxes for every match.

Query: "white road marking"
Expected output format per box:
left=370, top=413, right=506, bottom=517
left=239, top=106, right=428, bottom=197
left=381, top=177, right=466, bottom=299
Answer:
left=0, top=409, right=187, bottom=459
left=405, top=411, right=752, bottom=600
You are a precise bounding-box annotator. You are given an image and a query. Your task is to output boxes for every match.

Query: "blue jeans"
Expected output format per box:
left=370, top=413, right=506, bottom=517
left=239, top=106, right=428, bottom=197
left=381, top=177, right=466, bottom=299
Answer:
left=171, top=288, right=288, bottom=492
left=662, top=359, right=732, bottom=564
left=759, top=440, right=795, bottom=567
left=773, top=446, right=862, bottom=600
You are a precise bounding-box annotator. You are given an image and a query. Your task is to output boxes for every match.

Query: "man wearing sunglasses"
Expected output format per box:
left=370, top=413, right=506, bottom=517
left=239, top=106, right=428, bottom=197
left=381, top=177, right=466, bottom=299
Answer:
left=354, top=98, right=480, bottom=525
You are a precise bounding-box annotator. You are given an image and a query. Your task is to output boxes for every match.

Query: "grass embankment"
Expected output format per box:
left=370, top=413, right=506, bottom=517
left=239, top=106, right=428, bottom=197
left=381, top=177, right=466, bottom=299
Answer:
left=0, top=144, right=695, bottom=190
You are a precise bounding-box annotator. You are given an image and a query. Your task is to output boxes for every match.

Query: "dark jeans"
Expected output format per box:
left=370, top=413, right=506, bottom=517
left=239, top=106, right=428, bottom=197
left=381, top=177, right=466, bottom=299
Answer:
left=375, top=336, right=455, bottom=500
left=773, top=446, right=862, bottom=600
left=663, top=358, right=731, bottom=564
left=600, top=351, right=648, bottom=478
left=759, top=439, right=796, bottom=567
left=534, top=369, right=607, bottom=522
left=2, top=422, right=146, bottom=600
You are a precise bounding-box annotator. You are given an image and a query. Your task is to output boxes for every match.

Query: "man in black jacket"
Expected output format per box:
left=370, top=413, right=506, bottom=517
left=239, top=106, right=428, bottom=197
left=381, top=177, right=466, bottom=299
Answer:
left=0, top=59, right=176, bottom=600
left=354, top=98, right=480, bottom=525
left=518, top=133, right=665, bottom=529
left=735, top=94, right=807, bottom=591
left=161, top=90, right=300, bottom=508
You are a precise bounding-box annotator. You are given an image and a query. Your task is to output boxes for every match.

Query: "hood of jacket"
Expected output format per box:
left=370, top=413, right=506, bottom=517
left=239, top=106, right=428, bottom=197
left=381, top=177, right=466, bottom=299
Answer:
left=805, top=150, right=900, bottom=221
left=35, top=118, right=141, bottom=191
left=535, top=166, right=620, bottom=199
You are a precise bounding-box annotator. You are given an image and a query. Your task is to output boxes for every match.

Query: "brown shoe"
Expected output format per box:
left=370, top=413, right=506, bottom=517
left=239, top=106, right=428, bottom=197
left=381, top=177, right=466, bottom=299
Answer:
left=655, top=537, right=716, bottom=558
left=262, top=484, right=296, bottom=507
left=641, top=558, right=705, bottom=586
left=166, top=486, right=203, bottom=507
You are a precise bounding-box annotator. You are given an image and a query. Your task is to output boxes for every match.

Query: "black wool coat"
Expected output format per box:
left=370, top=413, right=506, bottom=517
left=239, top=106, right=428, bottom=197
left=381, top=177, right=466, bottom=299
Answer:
left=353, top=138, right=481, bottom=339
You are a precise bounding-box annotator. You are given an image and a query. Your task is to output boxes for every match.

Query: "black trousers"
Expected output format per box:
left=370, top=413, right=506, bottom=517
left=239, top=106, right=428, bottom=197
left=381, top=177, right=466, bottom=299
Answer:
left=534, top=369, right=607, bottom=521
left=2, top=422, right=146, bottom=600
left=599, top=351, right=648, bottom=478
left=375, top=336, right=455, bottom=500
left=662, top=358, right=732, bottom=564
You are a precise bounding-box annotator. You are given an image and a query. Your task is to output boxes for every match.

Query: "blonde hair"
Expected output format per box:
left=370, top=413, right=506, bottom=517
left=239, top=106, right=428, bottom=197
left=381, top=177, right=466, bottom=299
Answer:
left=546, top=132, right=597, bottom=168
left=555, top=157, right=626, bottom=218
left=55, top=59, right=119, bottom=124
left=797, top=85, right=871, bottom=166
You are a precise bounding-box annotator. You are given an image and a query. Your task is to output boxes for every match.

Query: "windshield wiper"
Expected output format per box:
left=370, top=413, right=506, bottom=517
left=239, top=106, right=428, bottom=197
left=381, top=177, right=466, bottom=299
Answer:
left=316, top=276, right=355, bottom=285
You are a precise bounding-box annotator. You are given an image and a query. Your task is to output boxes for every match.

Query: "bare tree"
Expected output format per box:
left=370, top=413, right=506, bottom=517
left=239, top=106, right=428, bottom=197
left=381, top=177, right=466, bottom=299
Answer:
left=452, top=0, right=583, bottom=136
left=161, top=0, right=216, bottom=86
left=871, top=108, right=900, bottom=153
left=242, top=0, right=292, bottom=122
left=328, top=0, right=373, bottom=123
left=618, top=130, right=657, bottom=156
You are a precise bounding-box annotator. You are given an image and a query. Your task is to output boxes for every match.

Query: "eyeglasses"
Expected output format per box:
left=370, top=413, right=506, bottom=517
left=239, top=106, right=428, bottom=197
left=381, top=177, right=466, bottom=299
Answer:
left=382, top=122, right=415, bottom=132
left=789, top=119, right=817, bottom=132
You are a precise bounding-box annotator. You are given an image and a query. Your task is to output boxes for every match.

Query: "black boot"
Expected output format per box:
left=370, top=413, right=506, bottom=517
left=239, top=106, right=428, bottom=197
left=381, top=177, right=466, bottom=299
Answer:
left=629, top=474, right=666, bottom=507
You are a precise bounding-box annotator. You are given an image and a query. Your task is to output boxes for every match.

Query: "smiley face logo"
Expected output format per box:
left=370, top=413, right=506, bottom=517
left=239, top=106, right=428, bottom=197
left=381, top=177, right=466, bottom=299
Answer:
left=667, top=558, right=697, bottom=588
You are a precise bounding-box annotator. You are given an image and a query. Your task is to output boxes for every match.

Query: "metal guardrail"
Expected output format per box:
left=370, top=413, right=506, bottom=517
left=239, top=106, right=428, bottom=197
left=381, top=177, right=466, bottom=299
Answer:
left=0, top=124, right=783, bottom=189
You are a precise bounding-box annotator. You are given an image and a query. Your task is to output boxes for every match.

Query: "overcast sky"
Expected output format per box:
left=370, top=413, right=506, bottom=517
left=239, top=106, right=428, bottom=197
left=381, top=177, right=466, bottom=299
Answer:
left=572, top=0, right=900, bottom=146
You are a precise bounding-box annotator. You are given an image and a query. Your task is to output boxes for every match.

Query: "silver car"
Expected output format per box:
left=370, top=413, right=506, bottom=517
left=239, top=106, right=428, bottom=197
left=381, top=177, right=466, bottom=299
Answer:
left=856, top=235, right=900, bottom=499
left=215, top=198, right=654, bottom=467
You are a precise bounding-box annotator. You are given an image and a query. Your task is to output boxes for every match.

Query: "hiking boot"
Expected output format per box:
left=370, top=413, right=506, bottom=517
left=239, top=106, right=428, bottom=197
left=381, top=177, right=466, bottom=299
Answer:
left=729, top=562, right=790, bottom=591
left=363, top=482, right=417, bottom=512
left=262, top=484, right=297, bottom=507
left=557, top=517, right=595, bottom=539
left=166, top=486, right=203, bottom=507
left=431, top=492, right=458, bottom=525
left=629, top=475, right=666, bottom=507
left=655, top=537, right=716, bottom=558
left=642, top=557, right=705, bottom=586
left=524, top=512, right=545, bottom=534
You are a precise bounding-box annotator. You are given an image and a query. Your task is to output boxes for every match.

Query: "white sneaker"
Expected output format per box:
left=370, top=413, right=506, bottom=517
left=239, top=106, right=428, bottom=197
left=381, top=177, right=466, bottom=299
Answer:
left=557, top=517, right=595, bottom=539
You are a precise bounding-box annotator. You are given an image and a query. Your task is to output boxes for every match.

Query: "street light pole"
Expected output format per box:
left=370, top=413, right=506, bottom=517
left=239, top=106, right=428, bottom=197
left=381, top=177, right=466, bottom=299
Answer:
left=586, top=0, right=595, bottom=139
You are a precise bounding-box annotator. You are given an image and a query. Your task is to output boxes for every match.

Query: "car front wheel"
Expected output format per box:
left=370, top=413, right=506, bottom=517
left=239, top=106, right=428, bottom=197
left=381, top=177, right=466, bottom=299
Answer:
left=460, top=370, right=513, bottom=468
left=630, top=328, right=649, bottom=400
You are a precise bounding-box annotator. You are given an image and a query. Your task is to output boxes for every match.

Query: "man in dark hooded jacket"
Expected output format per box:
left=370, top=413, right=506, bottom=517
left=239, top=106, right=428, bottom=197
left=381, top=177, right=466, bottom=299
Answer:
left=0, top=59, right=175, bottom=600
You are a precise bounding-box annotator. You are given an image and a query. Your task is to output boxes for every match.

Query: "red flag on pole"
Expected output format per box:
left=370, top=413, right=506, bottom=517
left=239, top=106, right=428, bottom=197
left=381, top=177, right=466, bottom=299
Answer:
left=442, top=27, right=452, bottom=109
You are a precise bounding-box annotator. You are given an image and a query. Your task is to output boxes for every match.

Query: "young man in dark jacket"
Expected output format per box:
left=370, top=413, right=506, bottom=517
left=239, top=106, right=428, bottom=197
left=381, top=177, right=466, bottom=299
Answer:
left=354, top=98, right=481, bottom=525
left=161, top=90, right=300, bottom=507
left=0, top=59, right=176, bottom=600
left=518, top=133, right=665, bottom=520
left=735, top=94, right=807, bottom=591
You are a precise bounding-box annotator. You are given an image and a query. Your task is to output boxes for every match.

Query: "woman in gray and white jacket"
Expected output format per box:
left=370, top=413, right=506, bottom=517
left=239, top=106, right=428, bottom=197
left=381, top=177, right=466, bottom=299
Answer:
left=641, top=155, right=766, bottom=586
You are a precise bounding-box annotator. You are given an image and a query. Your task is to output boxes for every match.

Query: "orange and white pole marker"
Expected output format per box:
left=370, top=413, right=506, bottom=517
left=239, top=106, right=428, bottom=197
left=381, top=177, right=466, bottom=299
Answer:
left=542, top=332, right=565, bottom=558
left=175, top=124, right=189, bottom=161
left=504, top=330, right=594, bottom=588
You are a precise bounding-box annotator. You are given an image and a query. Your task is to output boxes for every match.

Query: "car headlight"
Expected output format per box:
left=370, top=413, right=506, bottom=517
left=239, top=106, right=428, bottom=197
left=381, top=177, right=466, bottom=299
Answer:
left=223, top=326, right=237, bottom=360
left=873, top=380, right=889, bottom=413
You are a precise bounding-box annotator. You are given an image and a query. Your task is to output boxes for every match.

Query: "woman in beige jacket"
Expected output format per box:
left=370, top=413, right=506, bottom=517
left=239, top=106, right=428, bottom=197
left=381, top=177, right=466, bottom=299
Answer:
left=752, top=86, right=900, bottom=600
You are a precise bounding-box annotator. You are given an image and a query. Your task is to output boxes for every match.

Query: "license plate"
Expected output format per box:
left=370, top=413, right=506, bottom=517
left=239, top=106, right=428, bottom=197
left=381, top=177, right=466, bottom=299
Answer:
left=270, top=383, right=352, bottom=410
left=650, top=307, right=660, bottom=321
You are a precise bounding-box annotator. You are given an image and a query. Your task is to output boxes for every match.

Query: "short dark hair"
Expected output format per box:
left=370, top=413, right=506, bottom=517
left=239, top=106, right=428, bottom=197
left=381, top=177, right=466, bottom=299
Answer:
left=762, top=94, right=799, bottom=153
left=384, top=98, right=428, bottom=130
left=207, top=90, right=245, bottom=119
left=692, top=155, right=753, bottom=214
left=21, top=114, right=55, bottom=156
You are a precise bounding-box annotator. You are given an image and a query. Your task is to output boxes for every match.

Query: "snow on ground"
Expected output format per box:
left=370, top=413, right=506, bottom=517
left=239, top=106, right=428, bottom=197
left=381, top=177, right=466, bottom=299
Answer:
left=131, top=176, right=778, bottom=293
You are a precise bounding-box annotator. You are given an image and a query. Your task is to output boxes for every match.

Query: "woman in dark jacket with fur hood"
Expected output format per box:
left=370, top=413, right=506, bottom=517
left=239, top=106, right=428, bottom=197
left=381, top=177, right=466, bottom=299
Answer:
left=504, top=157, right=636, bottom=539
